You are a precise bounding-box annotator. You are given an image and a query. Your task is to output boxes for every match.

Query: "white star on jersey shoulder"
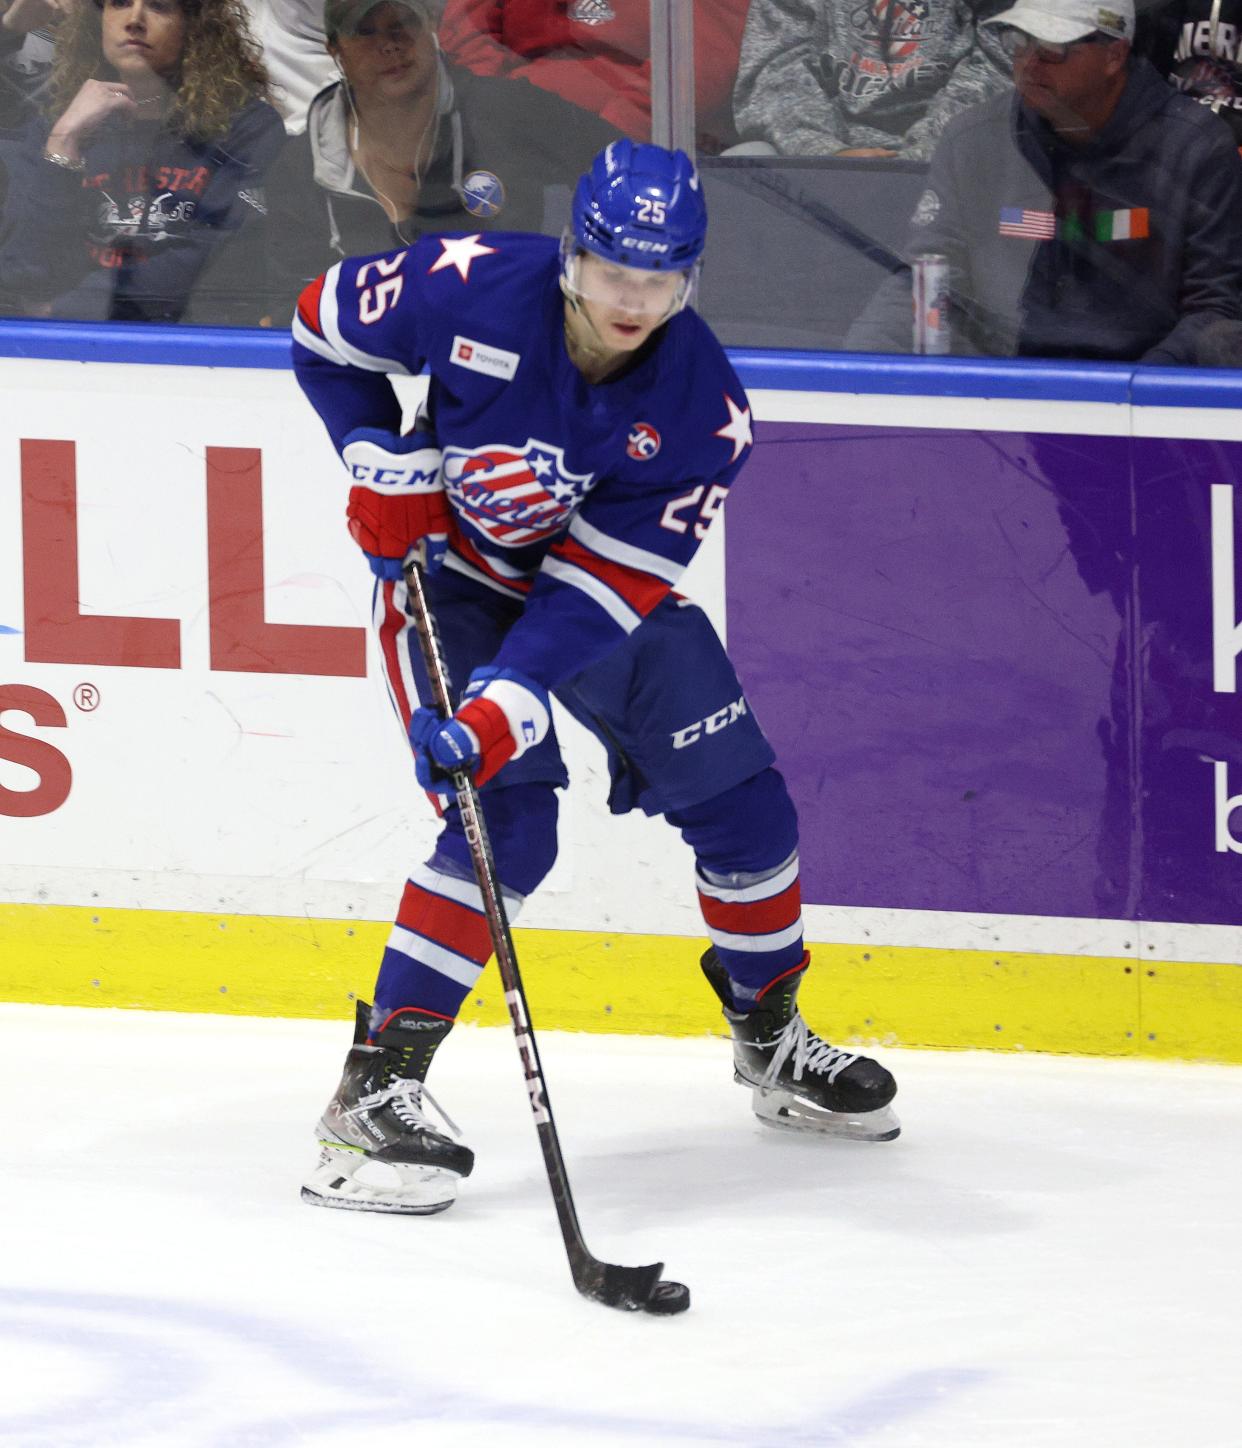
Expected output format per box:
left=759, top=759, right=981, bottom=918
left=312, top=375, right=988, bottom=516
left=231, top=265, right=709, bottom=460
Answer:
left=714, top=394, right=753, bottom=463
left=428, top=234, right=498, bottom=282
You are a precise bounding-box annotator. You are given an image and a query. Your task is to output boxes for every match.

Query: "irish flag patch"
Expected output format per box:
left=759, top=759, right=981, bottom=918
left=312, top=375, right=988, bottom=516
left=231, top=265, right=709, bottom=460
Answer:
left=1093, top=208, right=1149, bottom=241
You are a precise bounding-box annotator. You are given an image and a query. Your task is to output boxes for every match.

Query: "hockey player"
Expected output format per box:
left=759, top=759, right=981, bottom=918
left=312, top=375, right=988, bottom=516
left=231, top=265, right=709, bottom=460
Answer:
left=292, top=139, right=899, bottom=1215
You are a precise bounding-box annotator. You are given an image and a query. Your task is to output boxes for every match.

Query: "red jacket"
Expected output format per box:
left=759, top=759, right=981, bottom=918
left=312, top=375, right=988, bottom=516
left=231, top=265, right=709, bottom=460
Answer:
left=439, top=0, right=748, bottom=149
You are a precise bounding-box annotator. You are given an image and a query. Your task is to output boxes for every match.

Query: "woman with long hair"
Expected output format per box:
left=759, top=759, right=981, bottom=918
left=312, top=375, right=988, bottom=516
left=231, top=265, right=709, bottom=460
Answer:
left=0, top=0, right=284, bottom=322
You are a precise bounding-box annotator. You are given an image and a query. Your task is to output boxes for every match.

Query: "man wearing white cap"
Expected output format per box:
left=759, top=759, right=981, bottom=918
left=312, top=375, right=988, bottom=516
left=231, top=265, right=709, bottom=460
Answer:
left=847, top=0, right=1242, bottom=363
left=992, top=0, right=1135, bottom=133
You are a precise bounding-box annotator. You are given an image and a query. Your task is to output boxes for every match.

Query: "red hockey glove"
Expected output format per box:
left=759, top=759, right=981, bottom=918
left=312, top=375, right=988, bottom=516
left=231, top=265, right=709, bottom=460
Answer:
left=342, top=427, right=450, bottom=580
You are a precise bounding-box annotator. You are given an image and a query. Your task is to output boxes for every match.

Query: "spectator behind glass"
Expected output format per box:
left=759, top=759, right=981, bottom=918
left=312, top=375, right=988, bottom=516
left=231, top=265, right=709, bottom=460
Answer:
left=733, top=0, right=1011, bottom=159
left=239, top=0, right=336, bottom=132
left=1, top=0, right=62, bottom=133
left=0, top=0, right=285, bottom=323
left=0, top=0, right=60, bottom=235
left=1140, top=0, right=1242, bottom=145
left=845, top=0, right=1242, bottom=362
left=439, top=0, right=750, bottom=153
left=262, top=0, right=620, bottom=321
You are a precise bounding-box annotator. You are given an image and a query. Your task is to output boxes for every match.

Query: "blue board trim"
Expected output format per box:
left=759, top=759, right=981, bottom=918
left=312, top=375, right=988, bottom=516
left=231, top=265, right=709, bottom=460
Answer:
left=3, top=318, right=1242, bottom=409
left=0, top=319, right=290, bottom=369
left=727, top=349, right=1134, bottom=404
left=1129, top=366, right=1242, bottom=410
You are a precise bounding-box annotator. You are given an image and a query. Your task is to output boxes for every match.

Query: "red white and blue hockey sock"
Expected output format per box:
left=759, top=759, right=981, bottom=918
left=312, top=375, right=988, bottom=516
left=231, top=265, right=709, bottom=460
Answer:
left=695, top=847, right=806, bottom=1009
left=370, top=783, right=559, bottom=1025
left=372, top=853, right=524, bottom=1023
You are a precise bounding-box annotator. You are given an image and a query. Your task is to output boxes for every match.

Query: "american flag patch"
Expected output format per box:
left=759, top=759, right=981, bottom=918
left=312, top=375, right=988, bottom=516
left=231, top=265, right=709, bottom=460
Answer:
left=998, top=207, right=1057, bottom=239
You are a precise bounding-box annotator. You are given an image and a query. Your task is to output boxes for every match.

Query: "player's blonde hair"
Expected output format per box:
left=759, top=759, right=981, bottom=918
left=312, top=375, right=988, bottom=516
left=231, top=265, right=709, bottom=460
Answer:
left=50, top=0, right=272, bottom=142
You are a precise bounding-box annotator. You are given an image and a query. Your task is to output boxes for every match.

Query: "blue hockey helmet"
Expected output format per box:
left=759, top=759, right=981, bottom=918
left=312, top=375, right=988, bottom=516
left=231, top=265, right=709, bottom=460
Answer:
left=570, top=140, right=707, bottom=273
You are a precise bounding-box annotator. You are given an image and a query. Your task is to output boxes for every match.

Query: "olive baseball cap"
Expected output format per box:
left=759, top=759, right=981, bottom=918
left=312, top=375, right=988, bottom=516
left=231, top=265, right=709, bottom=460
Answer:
left=324, top=0, right=438, bottom=40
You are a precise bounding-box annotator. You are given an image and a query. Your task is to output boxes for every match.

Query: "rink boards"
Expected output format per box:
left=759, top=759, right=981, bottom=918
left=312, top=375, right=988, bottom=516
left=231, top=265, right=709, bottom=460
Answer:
left=1, top=329, right=1240, bottom=1060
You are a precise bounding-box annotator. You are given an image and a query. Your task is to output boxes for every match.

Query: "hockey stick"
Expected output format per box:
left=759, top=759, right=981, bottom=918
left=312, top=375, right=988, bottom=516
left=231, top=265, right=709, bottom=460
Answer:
left=402, top=553, right=690, bottom=1316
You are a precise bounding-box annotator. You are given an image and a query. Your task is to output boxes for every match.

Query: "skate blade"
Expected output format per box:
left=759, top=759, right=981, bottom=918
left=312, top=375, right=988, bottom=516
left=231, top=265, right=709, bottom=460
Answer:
left=301, top=1146, right=459, bottom=1215
left=751, top=1088, right=901, bottom=1142
left=300, top=1184, right=455, bottom=1215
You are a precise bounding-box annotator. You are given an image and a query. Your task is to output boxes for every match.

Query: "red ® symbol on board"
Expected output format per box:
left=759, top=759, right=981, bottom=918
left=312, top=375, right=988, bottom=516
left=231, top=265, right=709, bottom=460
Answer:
left=457, top=342, right=473, bottom=360
left=73, top=683, right=99, bottom=712
left=627, top=422, right=661, bottom=461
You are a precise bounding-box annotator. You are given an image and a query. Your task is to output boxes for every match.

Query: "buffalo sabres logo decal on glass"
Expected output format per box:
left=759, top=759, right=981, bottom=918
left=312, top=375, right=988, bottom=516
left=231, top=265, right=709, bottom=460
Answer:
left=626, top=422, right=661, bottom=461
left=461, top=170, right=506, bottom=220
left=442, top=439, right=594, bottom=546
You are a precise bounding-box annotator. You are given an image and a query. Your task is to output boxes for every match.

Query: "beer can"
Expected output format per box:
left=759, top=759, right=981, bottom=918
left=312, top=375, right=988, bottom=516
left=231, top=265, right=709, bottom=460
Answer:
left=912, top=253, right=950, bottom=355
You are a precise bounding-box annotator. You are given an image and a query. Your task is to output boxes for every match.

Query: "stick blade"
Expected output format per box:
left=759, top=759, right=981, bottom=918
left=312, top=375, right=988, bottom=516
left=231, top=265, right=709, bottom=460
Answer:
left=574, top=1257, right=665, bottom=1312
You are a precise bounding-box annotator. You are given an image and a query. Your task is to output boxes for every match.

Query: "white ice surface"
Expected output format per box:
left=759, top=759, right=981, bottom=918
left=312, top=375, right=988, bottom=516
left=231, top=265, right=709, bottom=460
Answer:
left=3, top=1003, right=1242, bottom=1448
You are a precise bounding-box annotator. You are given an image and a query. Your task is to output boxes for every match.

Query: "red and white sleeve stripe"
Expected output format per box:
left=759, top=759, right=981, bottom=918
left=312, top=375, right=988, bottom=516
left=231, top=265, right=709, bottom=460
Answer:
left=372, top=577, right=418, bottom=730
left=292, top=265, right=341, bottom=364
left=371, top=576, right=452, bottom=816
left=291, top=262, right=412, bottom=375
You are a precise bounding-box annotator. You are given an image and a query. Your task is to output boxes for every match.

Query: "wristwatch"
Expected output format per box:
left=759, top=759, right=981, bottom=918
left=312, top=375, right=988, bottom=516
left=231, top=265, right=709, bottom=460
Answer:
left=44, top=151, right=86, bottom=172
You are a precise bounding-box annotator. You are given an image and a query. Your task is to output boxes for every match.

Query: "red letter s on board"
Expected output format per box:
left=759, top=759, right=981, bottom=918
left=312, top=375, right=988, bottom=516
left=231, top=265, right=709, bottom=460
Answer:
left=0, top=685, right=72, bottom=818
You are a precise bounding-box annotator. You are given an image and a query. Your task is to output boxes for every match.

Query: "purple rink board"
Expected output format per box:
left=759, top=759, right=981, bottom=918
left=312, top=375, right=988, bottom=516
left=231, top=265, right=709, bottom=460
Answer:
left=726, top=422, right=1242, bottom=926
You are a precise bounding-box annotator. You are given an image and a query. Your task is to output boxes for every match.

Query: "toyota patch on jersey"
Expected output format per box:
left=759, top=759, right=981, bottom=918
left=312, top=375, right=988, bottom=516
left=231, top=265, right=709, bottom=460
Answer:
left=452, top=335, right=520, bottom=380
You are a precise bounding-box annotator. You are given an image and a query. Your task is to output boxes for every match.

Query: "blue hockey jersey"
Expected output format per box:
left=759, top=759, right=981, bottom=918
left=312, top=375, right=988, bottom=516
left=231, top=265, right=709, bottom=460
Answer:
left=291, top=231, right=754, bottom=688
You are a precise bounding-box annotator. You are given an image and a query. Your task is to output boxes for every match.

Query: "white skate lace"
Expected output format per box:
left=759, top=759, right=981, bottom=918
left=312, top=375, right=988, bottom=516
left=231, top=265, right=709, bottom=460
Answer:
left=347, top=1077, right=463, bottom=1139
left=760, top=1015, right=859, bottom=1094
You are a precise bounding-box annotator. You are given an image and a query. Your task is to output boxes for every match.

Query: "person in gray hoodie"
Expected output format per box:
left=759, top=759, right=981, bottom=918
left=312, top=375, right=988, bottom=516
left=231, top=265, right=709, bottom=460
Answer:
left=734, top=0, right=1012, bottom=159
left=263, top=0, right=617, bottom=320
left=845, top=0, right=1242, bottom=361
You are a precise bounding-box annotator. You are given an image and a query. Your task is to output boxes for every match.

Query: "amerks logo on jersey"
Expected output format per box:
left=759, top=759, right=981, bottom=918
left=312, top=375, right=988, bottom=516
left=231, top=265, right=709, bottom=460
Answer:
left=442, top=438, right=594, bottom=547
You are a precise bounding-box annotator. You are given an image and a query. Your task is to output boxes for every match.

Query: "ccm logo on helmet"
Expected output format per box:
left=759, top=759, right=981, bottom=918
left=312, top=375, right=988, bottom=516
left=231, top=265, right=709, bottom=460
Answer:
left=671, top=697, right=749, bottom=749
left=622, top=238, right=670, bottom=253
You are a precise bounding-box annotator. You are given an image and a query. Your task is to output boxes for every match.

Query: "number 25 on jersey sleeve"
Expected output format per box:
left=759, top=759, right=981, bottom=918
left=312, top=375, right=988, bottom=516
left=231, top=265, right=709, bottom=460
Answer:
left=357, top=254, right=406, bottom=326
left=661, top=484, right=729, bottom=540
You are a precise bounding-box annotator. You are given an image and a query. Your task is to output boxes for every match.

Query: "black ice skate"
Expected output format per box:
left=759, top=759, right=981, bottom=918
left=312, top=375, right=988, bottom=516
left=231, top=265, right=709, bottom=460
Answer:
left=302, top=1000, right=474, bottom=1214
left=701, top=949, right=900, bottom=1141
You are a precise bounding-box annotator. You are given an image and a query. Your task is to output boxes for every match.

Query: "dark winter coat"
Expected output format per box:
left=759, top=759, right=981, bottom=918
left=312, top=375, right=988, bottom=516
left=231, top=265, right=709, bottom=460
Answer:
left=0, top=24, right=52, bottom=136
left=1141, top=0, right=1242, bottom=146
left=845, top=58, right=1242, bottom=363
